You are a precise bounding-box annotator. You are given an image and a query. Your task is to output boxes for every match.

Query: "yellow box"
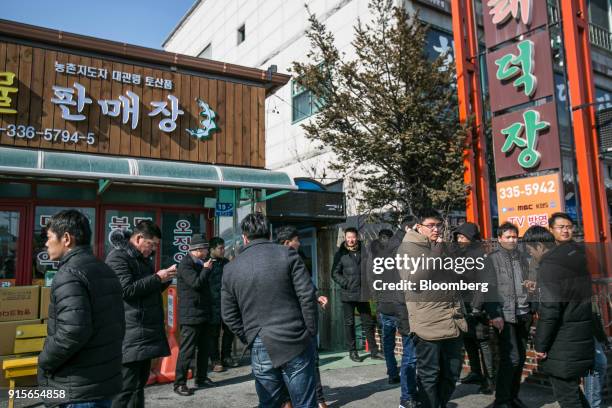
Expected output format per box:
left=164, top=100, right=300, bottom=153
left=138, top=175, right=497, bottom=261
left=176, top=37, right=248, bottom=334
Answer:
left=0, top=286, right=40, bottom=322
left=0, top=319, right=43, bottom=356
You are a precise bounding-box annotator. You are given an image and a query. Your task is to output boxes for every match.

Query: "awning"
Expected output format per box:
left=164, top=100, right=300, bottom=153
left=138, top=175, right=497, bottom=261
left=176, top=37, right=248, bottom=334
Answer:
left=0, top=147, right=297, bottom=190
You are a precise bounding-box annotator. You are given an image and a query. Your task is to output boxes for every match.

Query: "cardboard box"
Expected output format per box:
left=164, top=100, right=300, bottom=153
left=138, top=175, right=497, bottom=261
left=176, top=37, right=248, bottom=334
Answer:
left=40, top=287, right=51, bottom=320
left=0, top=319, right=43, bottom=355
left=0, top=286, right=40, bottom=322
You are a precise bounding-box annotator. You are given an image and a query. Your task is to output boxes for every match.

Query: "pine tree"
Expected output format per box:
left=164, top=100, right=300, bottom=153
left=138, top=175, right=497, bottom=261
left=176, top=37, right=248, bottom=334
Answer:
left=291, top=0, right=467, bottom=220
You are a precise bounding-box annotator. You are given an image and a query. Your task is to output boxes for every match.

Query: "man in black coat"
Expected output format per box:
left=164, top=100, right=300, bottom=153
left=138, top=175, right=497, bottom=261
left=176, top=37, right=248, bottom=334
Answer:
left=206, top=236, right=235, bottom=372
left=526, top=218, right=594, bottom=407
left=173, top=235, right=216, bottom=396
left=37, top=210, right=124, bottom=407
left=222, top=214, right=318, bottom=408
left=106, top=220, right=176, bottom=408
left=332, top=227, right=383, bottom=362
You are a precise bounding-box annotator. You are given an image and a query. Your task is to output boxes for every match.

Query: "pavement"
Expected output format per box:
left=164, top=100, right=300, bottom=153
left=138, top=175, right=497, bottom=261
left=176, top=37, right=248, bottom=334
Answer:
left=143, top=351, right=562, bottom=408
left=1, top=351, right=593, bottom=407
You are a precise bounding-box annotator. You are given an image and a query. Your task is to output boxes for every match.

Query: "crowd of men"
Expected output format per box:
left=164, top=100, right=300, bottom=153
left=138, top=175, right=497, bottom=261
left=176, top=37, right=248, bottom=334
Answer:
left=35, top=208, right=608, bottom=408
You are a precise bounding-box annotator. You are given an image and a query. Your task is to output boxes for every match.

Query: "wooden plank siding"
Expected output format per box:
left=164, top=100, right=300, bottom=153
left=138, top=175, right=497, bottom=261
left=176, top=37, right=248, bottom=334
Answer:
left=0, top=40, right=269, bottom=168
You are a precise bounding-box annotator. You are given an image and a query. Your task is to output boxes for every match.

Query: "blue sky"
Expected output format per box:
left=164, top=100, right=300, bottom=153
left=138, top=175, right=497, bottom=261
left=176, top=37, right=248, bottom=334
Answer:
left=1, top=0, right=196, bottom=49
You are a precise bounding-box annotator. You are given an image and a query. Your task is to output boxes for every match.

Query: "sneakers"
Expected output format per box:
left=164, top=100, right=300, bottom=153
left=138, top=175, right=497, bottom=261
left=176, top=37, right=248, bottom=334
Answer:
left=399, top=400, right=417, bottom=408
left=173, top=384, right=193, bottom=396
left=349, top=351, right=362, bottom=362
left=460, top=371, right=484, bottom=384
left=212, top=361, right=225, bottom=372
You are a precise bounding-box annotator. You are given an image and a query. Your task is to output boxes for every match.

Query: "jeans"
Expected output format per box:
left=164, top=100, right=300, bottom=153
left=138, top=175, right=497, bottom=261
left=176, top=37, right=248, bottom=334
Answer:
left=584, top=339, right=608, bottom=408
left=61, top=401, right=112, bottom=408
left=342, top=301, right=378, bottom=352
left=495, top=314, right=532, bottom=404
left=549, top=375, right=590, bottom=408
left=379, top=313, right=417, bottom=402
left=251, top=335, right=317, bottom=408
left=414, top=335, right=463, bottom=408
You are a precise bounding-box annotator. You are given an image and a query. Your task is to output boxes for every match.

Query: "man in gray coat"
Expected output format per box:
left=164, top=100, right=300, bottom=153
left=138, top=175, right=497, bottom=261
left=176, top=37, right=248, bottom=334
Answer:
left=221, top=213, right=318, bottom=408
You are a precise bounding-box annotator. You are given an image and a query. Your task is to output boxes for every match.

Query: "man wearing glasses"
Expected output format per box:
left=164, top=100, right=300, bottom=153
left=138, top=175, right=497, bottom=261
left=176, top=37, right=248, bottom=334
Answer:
left=398, top=209, right=467, bottom=408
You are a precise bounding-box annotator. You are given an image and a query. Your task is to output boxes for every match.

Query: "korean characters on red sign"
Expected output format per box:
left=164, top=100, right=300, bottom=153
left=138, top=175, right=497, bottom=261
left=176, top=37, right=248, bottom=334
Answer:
left=173, top=220, right=193, bottom=263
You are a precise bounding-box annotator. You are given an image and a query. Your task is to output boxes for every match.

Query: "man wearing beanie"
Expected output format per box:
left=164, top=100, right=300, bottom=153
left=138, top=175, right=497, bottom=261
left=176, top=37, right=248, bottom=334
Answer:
left=173, top=235, right=216, bottom=396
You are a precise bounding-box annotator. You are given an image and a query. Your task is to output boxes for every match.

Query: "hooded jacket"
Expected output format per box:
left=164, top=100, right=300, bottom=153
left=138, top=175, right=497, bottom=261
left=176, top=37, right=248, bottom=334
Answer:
left=38, top=246, right=124, bottom=406
left=105, top=230, right=170, bottom=363
left=535, top=242, right=594, bottom=379
left=398, top=229, right=467, bottom=341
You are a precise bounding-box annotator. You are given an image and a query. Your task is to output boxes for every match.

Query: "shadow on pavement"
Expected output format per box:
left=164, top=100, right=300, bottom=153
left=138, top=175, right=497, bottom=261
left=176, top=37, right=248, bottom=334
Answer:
left=323, top=377, right=396, bottom=406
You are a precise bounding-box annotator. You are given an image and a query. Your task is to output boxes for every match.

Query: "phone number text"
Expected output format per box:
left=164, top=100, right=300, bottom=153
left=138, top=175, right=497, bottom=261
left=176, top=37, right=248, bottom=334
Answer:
left=0, top=125, right=95, bottom=145
left=499, top=180, right=557, bottom=199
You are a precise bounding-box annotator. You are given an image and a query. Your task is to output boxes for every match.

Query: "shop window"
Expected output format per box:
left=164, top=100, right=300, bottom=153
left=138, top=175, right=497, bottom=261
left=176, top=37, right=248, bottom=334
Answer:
left=33, top=207, right=96, bottom=284
left=103, top=210, right=156, bottom=258
left=160, top=212, right=207, bottom=268
left=37, top=184, right=97, bottom=201
left=0, top=182, right=31, bottom=198
left=0, top=210, right=19, bottom=280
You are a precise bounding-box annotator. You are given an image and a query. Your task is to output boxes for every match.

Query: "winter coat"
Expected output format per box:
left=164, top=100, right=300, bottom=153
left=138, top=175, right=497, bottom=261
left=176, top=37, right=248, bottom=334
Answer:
left=399, top=229, right=467, bottom=341
left=332, top=241, right=369, bottom=302
left=38, top=246, right=124, bottom=406
left=535, top=242, right=594, bottom=379
left=480, top=247, right=532, bottom=323
left=207, top=257, right=229, bottom=325
left=221, top=239, right=317, bottom=368
left=176, top=254, right=211, bottom=325
left=105, top=230, right=170, bottom=363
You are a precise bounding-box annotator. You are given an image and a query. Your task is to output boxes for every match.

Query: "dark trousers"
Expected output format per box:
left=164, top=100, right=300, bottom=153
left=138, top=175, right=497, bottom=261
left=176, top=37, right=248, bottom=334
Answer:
left=342, top=301, right=377, bottom=352
left=112, top=359, right=151, bottom=408
left=174, top=323, right=211, bottom=386
left=414, top=336, right=463, bottom=408
left=495, top=314, right=532, bottom=404
left=209, top=321, right=234, bottom=362
left=464, top=335, right=494, bottom=379
left=549, top=376, right=590, bottom=408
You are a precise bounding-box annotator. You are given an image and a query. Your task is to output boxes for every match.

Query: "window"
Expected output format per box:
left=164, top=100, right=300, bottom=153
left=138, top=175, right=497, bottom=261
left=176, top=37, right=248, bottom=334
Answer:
left=198, top=43, right=212, bottom=59
left=237, top=24, right=246, bottom=45
left=589, top=0, right=611, bottom=30
left=160, top=212, right=207, bottom=267
left=0, top=210, right=20, bottom=280
left=103, top=210, right=155, bottom=258
left=33, top=207, right=96, bottom=284
left=291, top=80, right=321, bottom=123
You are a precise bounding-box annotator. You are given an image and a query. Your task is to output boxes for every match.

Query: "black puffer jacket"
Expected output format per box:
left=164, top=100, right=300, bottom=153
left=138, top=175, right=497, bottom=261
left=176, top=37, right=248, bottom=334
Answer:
left=207, top=257, right=229, bottom=325
left=105, top=230, right=170, bottom=363
left=535, top=242, right=594, bottom=379
left=38, top=246, right=124, bottom=406
left=332, top=241, right=367, bottom=302
left=177, top=254, right=211, bottom=325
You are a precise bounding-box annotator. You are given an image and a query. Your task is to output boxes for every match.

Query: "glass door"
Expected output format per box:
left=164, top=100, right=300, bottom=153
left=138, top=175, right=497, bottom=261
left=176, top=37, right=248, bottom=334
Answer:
left=0, top=206, right=26, bottom=286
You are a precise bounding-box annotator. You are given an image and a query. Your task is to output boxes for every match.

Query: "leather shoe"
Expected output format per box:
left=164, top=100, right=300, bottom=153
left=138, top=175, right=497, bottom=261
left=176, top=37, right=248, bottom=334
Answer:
left=195, top=377, right=217, bottom=388
left=349, top=351, right=362, bottom=362
left=512, top=398, right=529, bottom=408
left=388, top=375, right=400, bottom=384
left=173, top=384, right=193, bottom=396
left=318, top=402, right=329, bottom=408
left=460, top=371, right=484, bottom=384
left=370, top=350, right=385, bottom=360
left=212, top=361, right=225, bottom=372
left=223, top=357, right=239, bottom=368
